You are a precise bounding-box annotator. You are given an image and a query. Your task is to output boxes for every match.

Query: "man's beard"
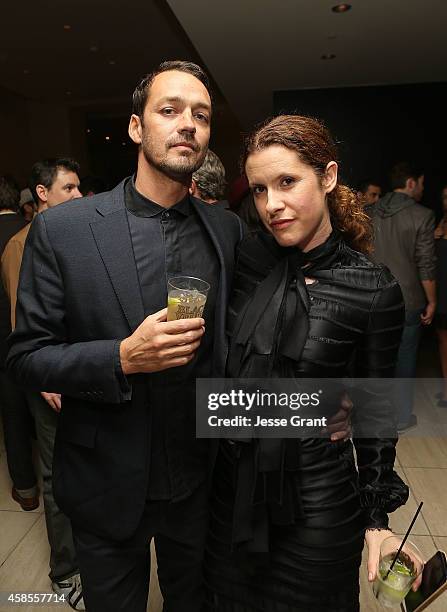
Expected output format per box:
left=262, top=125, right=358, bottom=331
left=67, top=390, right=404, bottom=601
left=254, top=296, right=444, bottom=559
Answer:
left=142, top=132, right=207, bottom=181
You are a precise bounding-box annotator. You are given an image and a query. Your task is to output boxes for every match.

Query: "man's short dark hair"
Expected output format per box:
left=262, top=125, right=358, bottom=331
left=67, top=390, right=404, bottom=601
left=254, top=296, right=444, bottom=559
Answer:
left=30, top=157, right=80, bottom=204
left=357, top=178, right=381, bottom=194
left=132, top=60, right=212, bottom=120
left=192, top=150, right=226, bottom=201
left=389, top=162, right=424, bottom=190
left=0, top=176, right=20, bottom=212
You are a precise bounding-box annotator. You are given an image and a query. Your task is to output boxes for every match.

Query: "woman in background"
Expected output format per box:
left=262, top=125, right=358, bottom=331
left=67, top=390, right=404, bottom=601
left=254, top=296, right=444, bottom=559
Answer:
left=205, top=115, right=410, bottom=611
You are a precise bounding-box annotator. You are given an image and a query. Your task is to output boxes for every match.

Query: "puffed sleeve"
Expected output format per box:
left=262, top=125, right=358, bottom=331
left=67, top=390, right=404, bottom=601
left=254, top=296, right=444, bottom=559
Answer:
left=352, top=267, right=409, bottom=529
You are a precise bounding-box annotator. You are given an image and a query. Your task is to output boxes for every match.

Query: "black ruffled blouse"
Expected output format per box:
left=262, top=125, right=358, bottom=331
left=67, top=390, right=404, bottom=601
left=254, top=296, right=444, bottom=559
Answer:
left=226, top=230, right=409, bottom=532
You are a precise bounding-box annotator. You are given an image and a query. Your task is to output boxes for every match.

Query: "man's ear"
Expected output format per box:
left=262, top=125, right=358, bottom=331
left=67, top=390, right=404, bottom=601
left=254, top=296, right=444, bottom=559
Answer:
left=35, top=184, right=48, bottom=203
left=406, top=177, right=416, bottom=193
left=190, top=179, right=199, bottom=197
left=128, top=114, right=143, bottom=145
left=323, top=161, right=338, bottom=194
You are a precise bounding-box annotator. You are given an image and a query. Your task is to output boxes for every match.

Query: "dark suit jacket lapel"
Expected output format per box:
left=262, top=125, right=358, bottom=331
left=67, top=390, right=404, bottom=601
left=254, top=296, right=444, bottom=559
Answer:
left=89, top=180, right=145, bottom=333
left=191, top=198, right=234, bottom=375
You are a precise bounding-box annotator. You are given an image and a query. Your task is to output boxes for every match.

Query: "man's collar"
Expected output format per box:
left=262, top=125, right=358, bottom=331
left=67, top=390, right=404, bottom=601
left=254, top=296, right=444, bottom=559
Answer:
left=126, top=175, right=190, bottom=218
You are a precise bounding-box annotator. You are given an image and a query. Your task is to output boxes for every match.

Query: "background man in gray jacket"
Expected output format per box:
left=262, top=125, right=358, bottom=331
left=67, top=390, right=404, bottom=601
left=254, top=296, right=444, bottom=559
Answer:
left=370, top=162, right=436, bottom=431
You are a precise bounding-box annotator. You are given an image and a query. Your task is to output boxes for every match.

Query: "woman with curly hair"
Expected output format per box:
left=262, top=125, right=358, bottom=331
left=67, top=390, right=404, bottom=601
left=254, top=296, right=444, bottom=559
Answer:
left=205, top=115, right=411, bottom=611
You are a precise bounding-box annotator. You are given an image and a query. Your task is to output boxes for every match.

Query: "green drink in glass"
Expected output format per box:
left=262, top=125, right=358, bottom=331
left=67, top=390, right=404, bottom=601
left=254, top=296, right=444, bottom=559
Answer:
left=373, top=537, right=423, bottom=608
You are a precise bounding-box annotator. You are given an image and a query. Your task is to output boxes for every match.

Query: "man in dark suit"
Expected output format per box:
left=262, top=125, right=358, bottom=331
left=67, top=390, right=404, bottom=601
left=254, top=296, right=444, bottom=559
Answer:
left=0, top=176, right=32, bottom=508
left=7, top=61, right=243, bottom=612
left=2, top=160, right=84, bottom=609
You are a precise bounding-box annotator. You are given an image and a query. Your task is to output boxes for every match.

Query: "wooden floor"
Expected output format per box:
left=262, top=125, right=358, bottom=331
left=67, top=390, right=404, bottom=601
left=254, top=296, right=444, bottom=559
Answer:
left=1, top=336, right=447, bottom=611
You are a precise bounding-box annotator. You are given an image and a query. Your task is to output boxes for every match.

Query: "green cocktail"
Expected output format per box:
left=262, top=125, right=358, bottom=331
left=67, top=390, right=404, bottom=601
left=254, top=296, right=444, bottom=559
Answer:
left=374, top=552, right=416, bottom=607
left=373, top=537, right=423, bottom=608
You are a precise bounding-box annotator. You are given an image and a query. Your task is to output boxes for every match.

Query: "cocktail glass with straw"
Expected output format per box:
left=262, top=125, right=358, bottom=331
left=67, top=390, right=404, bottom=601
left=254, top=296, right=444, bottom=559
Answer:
left=373, top=502, right=424, bottom=608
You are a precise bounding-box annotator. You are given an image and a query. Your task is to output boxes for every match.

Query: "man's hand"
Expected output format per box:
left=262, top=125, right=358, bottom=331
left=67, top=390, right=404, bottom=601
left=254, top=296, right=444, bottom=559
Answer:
left=324, top=392, right=353, bottom=441
left=434, top=226, right=444, bottom=239
left=120, top=308, right=205, bottom=375
left=41, top=392, right=62, bottom=413
left=420, top=301, right=436, bottom=326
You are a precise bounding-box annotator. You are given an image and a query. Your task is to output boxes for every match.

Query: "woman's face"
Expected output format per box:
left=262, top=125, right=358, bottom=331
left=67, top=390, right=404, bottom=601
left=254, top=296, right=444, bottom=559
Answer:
left=245, top=145, right=337, bottom=251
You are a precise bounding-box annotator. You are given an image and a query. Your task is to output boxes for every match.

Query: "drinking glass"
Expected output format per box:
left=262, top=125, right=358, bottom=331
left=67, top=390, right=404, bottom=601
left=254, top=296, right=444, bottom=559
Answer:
left=373, top=536, right=424, bottom=608
left=167, top=276, right=210, bottom=321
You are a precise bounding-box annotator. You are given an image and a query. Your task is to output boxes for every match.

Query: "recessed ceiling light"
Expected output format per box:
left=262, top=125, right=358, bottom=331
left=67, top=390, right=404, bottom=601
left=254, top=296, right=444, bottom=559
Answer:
left=321, top=53, right=336, bottom=60
left=332, top=3, right=351, bottom=13
left=63, top=24, right=71, bottom=30
left=86, top=129, right=91, bottom=134
left=105, top=136, right=111, bottom=141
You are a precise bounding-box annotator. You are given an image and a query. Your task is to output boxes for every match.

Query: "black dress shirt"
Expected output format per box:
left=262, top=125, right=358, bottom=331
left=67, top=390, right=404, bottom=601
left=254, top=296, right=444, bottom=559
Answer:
left=124, top=177, right=218, bottom=500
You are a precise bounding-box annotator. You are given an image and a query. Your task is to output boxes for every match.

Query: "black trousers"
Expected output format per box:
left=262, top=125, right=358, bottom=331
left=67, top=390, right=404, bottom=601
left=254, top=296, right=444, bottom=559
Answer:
left=0, top=368, right=37, bottom=490
left=72, top=483, right=209, bottom=612
left=26, top=391, right=78, bottom=582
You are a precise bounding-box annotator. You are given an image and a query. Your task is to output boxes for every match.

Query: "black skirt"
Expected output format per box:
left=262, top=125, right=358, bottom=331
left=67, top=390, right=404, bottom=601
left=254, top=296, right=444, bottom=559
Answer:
left=205, top=439, right=366, bottom=612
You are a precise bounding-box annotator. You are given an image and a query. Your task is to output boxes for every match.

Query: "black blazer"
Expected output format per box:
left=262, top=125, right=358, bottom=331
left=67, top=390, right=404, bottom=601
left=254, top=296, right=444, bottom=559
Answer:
left=7, top=179, right=244, bottom=540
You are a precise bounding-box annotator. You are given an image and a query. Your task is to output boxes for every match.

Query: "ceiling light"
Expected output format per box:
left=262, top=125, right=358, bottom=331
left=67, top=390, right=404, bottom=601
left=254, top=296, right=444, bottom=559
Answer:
left=321, top=54, right=336, bottom=60
left=86, top=129, right=91, bottom=134
left=63, top=24, right=71, bottom=30
left=105, top=136, right=111, bottom=141
left=332, top=3, right=351, bottom=13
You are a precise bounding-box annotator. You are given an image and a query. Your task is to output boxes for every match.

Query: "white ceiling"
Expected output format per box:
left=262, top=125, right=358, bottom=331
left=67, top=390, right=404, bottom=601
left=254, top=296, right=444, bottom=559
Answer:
left=167, top=0, right=447, bottom=126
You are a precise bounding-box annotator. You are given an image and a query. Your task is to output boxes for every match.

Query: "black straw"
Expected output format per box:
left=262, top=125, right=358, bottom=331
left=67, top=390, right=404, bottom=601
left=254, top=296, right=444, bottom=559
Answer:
left=383, top=501, right=423, bottom=581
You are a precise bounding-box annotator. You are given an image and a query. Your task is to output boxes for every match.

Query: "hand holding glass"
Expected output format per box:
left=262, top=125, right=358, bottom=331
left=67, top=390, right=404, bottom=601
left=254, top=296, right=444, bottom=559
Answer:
left=373, top=536, right=423, bottom=608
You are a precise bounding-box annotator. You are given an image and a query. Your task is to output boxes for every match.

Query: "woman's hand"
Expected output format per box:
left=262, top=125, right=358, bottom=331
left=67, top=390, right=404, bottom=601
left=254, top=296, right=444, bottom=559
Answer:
left=365, top=529, right=423, bottom=591
left=435, top=221, right=445, bottom=239
left=324, top=392, right=353, bottom=441
left=365, top=529, right=394, bottom=583
left=40, top=391, right=62, bottom=413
